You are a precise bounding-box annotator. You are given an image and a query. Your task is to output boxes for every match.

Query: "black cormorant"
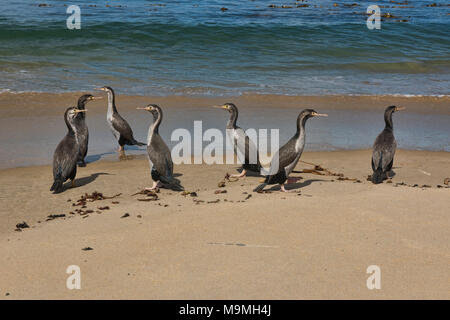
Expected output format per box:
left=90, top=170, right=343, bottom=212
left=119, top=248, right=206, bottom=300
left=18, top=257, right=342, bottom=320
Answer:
left=95, top=86, right=145, bottom=157
left=137, top=104, right=184, bottom=191
left=254, top=109, right=327, bottom=193
left=73, top=94, right=102, bottom=167
left=215, top=103, right=261, bottom=178
left=371, top=105, right=405, bottom=184
left=50, top=107, right=87, bottom=193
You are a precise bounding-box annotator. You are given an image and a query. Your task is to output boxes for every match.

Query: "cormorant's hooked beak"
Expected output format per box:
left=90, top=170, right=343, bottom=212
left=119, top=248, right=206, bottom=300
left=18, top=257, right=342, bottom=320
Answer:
left=395, top=106, right=406, bottom=111
left=94, top=87, right=106, bottom=91
left=136, top=106, right=153, bottom=111
left=89, top=96, right=102, bottom=101
left=312, top=112, right=328, bottom=117
left=213, top=105, right=228, bottom=110
left=74, top=109, right=87, bottom=113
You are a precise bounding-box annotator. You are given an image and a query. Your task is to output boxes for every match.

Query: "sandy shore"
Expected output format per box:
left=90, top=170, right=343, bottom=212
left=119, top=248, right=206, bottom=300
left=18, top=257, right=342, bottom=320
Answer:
left=1, top=92, right=449, bottom=169
left=0, top=149, right=448, bottom=299
left=1, top=92, right=449, bottom=117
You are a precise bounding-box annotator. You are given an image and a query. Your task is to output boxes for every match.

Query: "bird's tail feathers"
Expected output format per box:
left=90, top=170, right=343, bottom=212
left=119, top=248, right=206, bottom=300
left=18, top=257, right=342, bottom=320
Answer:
left=161, top=176, right=184, bottom=191
left=50, top=175, right=64, bottom=193
left=253, top=183, right=267, bottom=193
left=132, top=139, right=146, bottom=147
left=371, top=169, right=385, bottom=184
left=371, top=155, right=385, bottom=184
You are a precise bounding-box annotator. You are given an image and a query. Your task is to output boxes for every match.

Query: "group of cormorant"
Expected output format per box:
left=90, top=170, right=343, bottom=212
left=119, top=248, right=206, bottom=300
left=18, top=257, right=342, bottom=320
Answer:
left=51, top=86, right=404, bottom=194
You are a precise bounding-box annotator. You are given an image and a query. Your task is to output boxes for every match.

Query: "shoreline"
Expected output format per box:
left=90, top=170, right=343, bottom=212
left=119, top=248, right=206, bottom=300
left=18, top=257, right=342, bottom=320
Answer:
left=1, top=92, right=450, bottom=116
left=0, top=92, right=449, bottom=169
left=1, top=147, right=450, bottom=170
left=0, top=149, right=449, bottom=299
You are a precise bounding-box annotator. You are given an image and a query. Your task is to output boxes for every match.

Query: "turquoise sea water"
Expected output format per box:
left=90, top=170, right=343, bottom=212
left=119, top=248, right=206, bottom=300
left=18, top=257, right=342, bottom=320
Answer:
left=0, top=0, right=449, bottom=96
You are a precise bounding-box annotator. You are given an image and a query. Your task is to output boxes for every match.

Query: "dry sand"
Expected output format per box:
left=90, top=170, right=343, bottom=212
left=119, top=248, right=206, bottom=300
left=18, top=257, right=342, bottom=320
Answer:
left=0, top=149, right=448, bottom=299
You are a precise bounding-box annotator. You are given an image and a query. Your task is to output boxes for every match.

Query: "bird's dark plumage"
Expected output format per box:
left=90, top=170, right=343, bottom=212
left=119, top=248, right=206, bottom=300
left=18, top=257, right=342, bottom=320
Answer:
left=371, top=105, right=403, bottom=184
left=143, top=104, right=184, bottom=191
left=73, top=94, right=94, bottom=167
left=51, top=107, right=81, bottom=193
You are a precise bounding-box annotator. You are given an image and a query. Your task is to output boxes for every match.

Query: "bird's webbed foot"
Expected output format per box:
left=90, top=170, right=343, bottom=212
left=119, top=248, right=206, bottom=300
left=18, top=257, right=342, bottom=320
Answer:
left=230, top=169, right=247, bottom=179
left=145, top=181, right=162, bottom=191
left=118, top=146, right=127, bottom=160
left=280, top=184, right=296, bottom=193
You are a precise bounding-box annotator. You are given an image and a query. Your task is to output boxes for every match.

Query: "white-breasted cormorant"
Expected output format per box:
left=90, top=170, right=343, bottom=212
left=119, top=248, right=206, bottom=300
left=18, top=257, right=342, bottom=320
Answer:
left=73, top=94, right=102, bottom=167
left=50, top=107, right=87, bottom=193
left=371, top=105, right=405, bottom=184
left=215, top=103, right=261, bottom=178
left=137, top=104, right=184, bottom=191
left=253, top=109, right=327, bottom=193
left=95, top=86, right=145, bottom=157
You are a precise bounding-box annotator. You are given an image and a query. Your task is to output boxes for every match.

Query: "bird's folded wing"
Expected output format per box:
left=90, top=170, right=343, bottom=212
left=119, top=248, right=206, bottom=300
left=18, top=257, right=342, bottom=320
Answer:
left=112, top=115, right=133, bottom=139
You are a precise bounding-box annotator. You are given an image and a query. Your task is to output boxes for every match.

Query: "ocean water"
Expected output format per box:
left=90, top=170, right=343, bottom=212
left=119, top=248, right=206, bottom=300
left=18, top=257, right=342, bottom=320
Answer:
left=0, top=0, right=449, bottom=96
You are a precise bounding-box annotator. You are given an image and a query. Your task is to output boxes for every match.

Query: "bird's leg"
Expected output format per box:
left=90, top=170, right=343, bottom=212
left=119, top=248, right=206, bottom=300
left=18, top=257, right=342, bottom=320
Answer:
left=118, top=146, right=126, bottom=159
left=230, top=169, right=247, bottom=178
left=145, top=181, right=161, bottom=191
left=280, top=184, right=296, bottom=193
left=71, top=180, right=76, bottom=188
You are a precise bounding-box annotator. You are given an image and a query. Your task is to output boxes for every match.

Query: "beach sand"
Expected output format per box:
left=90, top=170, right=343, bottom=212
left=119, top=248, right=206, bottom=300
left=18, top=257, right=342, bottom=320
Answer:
left=0, top=149, right=448, bottom=299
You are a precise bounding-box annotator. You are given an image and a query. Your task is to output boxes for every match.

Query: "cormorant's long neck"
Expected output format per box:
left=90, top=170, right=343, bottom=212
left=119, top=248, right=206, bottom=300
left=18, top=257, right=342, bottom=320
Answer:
left=296, top=115, right=308, bottom=136
left=77, top=99, right=86, bottom=110
left=295, top=115, right=307, bottom=146
left=227, top=109, right=238, bottom=129
left=384, top=111, right=394, bottom=130
left=65, top=117, right=75, bottom=136
left=147, top=112, right=162, bottom=144
left=107, top=91, right=118, bottom=115
left=77, top=100, right=86, bottom=120
left=153, top=113, right=162, bottom=133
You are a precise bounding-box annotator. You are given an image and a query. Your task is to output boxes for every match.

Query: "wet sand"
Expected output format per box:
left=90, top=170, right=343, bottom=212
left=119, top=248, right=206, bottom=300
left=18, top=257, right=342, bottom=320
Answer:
left=1, top=92, right=450, bottom=118
left=0, top=92, right=449, bottom=169
left=0, top=150, right=449, bottom=299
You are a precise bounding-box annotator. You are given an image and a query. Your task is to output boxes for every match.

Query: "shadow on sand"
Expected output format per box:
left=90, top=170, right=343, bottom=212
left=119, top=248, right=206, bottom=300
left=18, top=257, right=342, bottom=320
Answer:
left=86, top=146, right=146, bottom=164
left=267, top=178, right=327, bottom=192
left=85, top=152, right=116, bottom=164
left=61, top=172, right=111, bottom=191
